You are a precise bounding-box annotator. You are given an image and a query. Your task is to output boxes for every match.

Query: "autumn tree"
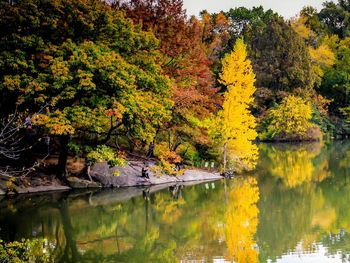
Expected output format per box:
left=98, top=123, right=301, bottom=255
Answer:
left=118, top=0, right=219, bottom=160
left=200, top=7, right=277, bottom=87
left=199, top=10, right=232, bottom=77
left=320, top=37, right=350, bottom=116
left=291, top=15, right=317, bottom=43
left=300, top=6, right=327, bottom=35
left=209, top=8, right=316, bottom=116
left=209, top=39, right=258, bottom=172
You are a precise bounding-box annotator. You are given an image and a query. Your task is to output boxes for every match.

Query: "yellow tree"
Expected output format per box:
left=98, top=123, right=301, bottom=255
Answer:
left=308, top=43, right=336, bottom=82
left=291, top=16, right=316, bottom=41
left=211, top=39, right=258, bottom=171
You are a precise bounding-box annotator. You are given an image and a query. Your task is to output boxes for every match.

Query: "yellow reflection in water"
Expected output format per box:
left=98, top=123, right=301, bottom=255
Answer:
left=225, top=177, right=260, bottom=263
left=261, top=144, right=325, bottom=188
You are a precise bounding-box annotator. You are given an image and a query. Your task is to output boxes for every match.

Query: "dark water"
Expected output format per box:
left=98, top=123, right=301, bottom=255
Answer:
left=1, top=141, right=350, bottom=262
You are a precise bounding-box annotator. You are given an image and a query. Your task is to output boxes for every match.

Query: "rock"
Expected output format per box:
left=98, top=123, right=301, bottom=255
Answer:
left=67, top=177, right=101, bottom=189
left=90, top=161, right=222, bottom=187
left=0, top=180, right=7, bottom=192
left=90, top=161, right=151, bottom=187
left=181, top=169, right=222, bottom=181
left=90, top=161, right=182, bottom=187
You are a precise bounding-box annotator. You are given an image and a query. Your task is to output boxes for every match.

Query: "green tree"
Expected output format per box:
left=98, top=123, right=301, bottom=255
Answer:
left=251, top=17, right=315, bottom=93
left=320, top=37, right=350, bottom=115
left=225, top=6, right=277, bottom=37
left=0, top=0, right=172, bottom=178
left=319, top=0, right=350, bottom=38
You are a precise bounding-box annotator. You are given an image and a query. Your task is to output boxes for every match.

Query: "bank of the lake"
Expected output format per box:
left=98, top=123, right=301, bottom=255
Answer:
left=0, top=160, right=222, bottom=196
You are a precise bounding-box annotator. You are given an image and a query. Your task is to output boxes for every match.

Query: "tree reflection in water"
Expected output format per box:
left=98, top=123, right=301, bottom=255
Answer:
left=225, top=177, right=260, bottom=263
left=3, top=142, right=350, bottom=262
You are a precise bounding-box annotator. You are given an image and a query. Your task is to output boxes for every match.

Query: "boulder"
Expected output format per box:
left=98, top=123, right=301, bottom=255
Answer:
left=90, top=161, right=152, bottom=187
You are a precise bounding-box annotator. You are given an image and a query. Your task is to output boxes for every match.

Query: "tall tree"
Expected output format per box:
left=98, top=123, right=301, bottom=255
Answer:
left=320, top=37, right=350, bottom=114
left=226, top=6, right=277, bottom=37
left=291, top=14, right=336, bottom=86
left=207, top=8, right=316, bottom=115
left=209, top=39, right=258, bottom=172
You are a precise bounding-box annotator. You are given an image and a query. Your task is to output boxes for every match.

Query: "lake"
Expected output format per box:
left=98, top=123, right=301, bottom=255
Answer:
left=1, top=141, right=350, bottom=262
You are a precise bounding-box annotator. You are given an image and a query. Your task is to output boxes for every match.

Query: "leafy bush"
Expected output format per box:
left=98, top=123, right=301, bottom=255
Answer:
left=177, top=143, right=199, bottom=166
left=261, top=95, right=321, bottom=141
left=0, top=239, right=50, bottom=263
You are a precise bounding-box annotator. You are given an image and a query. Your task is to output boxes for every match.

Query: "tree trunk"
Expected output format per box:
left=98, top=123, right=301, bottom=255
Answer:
left=57, top=135, right=69, bottom=181
left=146, top=141, right=155, bottom=158
left=223, top=142, right=227, bottom=172
left=86, top=165, right=93, bottom=182
left=172, top=141, right=182, bottom=152
left=167, top=128, right=171, bottom=150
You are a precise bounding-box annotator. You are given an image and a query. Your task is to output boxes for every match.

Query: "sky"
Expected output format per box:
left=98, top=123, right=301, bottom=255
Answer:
left=183, top=0, right=326, bottom=18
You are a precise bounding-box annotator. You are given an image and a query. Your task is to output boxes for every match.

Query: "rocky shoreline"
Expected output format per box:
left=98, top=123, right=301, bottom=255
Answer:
left=0, top=161, right=222, bottom=196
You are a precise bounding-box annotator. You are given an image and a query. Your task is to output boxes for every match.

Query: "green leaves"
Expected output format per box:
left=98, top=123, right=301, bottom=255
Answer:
left=86, top=145, right=126, bottom=168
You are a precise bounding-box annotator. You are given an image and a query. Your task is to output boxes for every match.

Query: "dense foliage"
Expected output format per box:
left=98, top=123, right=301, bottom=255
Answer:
left=1, top=0, right=350, bottom=177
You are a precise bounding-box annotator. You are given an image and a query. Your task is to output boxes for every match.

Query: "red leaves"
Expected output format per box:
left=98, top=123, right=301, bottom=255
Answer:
left=121, top=0, right=219, bottom=118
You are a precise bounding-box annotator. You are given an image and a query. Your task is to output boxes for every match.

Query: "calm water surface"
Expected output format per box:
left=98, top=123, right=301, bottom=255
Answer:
left=1, top=141, right=350, bottom=262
